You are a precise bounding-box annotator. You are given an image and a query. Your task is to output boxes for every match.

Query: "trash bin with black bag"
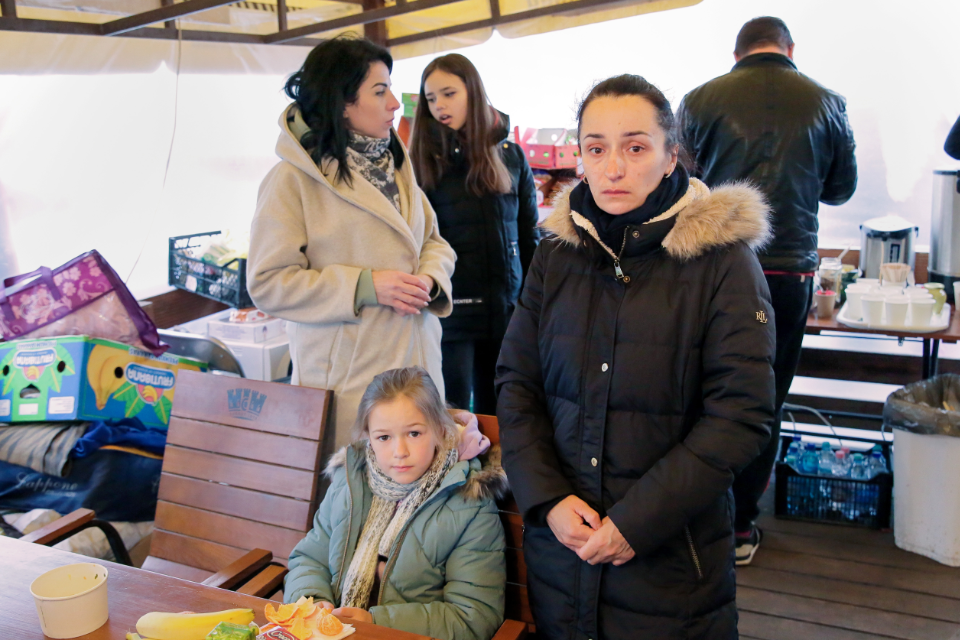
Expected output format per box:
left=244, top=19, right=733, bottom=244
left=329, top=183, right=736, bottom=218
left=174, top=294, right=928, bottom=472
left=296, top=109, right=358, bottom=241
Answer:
left=884, top=373, right=960, bottom=566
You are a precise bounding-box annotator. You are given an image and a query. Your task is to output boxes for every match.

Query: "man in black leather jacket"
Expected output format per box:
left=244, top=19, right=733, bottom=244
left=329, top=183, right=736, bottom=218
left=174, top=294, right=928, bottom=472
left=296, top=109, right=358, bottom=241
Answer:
left=678, top=16, right=857, bottom=565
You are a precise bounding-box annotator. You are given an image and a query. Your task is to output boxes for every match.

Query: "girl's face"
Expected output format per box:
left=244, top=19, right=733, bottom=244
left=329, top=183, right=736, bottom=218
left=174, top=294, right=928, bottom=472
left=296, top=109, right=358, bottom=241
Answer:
left=579, top=95, right=678, bottom=215
left=345, top=61, right=401, bottom=139
left=424, top=69, right=469, bottom=131
left=368, top=395, right=439, bottom=484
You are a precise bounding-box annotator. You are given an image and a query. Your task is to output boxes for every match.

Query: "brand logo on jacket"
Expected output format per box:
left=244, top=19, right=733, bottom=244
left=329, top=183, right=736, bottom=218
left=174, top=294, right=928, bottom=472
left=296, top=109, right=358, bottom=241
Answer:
left=228, top=388, right=267, bottom=420
left=756, top=311, right=768, bottom=324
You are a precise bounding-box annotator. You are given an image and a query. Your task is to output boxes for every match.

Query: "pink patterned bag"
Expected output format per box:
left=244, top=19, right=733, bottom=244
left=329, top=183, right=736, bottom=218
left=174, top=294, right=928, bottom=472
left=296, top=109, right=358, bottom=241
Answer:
left=0, top=250, right=166, bottom=355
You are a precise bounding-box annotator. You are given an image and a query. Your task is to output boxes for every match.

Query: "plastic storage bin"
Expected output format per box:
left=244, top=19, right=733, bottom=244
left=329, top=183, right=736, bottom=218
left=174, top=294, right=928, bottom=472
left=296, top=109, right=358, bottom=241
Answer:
left=885, top=374, right=960, bottom=566
left=774, top=434, right=892, bottom=529
left=168, top=231, right=252, bottom=308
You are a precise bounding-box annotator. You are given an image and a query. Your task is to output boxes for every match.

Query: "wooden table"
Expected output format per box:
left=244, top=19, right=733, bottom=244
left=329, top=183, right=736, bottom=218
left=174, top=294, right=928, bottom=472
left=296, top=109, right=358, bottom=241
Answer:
left=805, top=305, right=960, bottom=379
left=0, top=536, right=431, bottom=640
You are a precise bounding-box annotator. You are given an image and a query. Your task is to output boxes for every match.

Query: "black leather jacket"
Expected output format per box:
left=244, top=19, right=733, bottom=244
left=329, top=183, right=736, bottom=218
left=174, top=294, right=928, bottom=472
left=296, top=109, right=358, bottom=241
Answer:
left=678, top=53, right=858, bottom=273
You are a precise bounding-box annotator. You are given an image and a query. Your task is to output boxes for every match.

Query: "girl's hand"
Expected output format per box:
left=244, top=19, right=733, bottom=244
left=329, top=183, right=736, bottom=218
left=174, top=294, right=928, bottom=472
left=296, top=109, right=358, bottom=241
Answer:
left=372, top=270, right=431, bottom=316
left=332, top=607, right=373, bottom=624
left=577, top=516, right=635, bottom=566
left=319, top=601, right=335, bottom=611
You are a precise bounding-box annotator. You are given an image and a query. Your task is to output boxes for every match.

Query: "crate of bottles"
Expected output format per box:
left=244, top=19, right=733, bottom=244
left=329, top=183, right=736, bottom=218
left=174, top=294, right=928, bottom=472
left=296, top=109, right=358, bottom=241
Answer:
left=774, top=433, right=892, bottom=529
left=168, top=231, right=252, bottom=308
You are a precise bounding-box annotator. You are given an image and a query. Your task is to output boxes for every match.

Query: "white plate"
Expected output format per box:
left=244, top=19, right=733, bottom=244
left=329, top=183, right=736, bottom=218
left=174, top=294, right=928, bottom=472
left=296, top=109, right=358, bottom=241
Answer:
left=835, top=301, right=951, bottom=333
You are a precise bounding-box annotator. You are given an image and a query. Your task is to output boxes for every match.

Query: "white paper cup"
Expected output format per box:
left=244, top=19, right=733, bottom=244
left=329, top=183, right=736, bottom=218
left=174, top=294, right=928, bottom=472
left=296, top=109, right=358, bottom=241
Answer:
left=844, top=287, right=869, bottom=319
left=861, top=295, right=886, bottom=325
left=954, top=281, right=960, bottom=306
left=911, top=298, right=936, bottom=327
left=885, top=297, right=909, bottom=325
left=30, top=563, right=109, bottom=639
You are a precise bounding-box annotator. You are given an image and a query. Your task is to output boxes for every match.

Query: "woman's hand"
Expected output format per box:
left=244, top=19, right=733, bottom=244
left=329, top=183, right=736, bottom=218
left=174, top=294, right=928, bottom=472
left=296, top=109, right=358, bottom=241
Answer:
left=546, top=495, right=601, bottom=553
left=332, top=607, right=373, bottom=624
left=577, top=516, right=635, bottom=566
left=372, top=270, right=431, bottom=316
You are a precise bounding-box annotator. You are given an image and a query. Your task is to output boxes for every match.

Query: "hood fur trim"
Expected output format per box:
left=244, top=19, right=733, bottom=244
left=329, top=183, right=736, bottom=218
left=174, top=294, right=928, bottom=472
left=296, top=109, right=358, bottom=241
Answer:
left=324, top=442, right=508, bottom=502
left=545, top=179, right=771, bottom=261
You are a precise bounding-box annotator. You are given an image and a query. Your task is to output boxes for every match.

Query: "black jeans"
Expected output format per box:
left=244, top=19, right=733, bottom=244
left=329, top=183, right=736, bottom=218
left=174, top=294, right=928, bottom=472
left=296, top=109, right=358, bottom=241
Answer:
left=733, top=273, right=813, bottom=532
left=441, top=337, right=501, bottom=415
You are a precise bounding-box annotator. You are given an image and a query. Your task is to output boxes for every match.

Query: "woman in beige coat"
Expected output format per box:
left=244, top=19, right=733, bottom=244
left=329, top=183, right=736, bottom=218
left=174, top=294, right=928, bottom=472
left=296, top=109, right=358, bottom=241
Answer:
left=247, top=36, right=456, bottom=452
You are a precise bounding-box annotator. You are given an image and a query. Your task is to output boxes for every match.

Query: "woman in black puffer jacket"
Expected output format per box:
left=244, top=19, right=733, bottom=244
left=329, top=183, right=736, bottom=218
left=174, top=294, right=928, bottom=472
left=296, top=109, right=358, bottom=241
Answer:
left=410, top=54, right=539, bottom=415
left=496, top=75, right=776, bottom=639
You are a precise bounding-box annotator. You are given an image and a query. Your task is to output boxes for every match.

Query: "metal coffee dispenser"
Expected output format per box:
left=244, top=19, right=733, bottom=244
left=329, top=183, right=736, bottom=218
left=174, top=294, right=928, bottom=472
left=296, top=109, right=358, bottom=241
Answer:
left=859, top=215, right=917, bottom=279
left=929, top=168, right=960, bottom=302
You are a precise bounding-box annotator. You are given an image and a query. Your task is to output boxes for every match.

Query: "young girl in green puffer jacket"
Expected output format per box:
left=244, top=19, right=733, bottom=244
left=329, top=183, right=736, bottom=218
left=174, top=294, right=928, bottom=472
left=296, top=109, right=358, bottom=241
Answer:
left=284, top=366, right=508, bottom=640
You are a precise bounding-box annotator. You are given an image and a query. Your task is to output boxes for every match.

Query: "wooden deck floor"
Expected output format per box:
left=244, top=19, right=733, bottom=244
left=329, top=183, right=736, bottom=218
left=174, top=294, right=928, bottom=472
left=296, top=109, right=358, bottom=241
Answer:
left=737, top=487, right=960, bottom=640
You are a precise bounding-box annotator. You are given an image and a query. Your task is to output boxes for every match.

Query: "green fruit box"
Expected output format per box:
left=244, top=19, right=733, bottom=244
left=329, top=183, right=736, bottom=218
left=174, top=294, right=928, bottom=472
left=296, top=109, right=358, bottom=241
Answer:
left=0, top=336, right=206, bottom=428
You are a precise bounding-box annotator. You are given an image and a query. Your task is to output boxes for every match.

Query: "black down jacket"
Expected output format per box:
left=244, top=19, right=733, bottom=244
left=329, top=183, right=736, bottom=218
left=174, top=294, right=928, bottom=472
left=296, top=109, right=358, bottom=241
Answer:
left=424, top=119, right=540, bottom=342
left=677, top=53, right=858, bottom=273
left=496, top=179, right=776, bottom=640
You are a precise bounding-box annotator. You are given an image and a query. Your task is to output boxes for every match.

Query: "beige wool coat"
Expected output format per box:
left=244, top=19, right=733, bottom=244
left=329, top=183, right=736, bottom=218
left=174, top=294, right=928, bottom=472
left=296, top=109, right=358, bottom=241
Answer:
left=248, top=105, right=456, bottom=451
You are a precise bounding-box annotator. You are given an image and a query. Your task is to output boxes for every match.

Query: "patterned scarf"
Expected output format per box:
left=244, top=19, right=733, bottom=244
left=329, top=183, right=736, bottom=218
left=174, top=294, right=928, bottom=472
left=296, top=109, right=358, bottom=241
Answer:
left=340, top=431, right=459, bottom=609
left=345, top=132, right=401, bottom=212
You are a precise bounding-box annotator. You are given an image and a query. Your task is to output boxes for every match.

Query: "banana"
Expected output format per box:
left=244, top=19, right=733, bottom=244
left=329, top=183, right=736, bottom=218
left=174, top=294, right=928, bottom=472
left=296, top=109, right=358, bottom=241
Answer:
left=86, top=344, right=115, bottom=406
left=96, top=353, right=130, bottom=409
left=136, top=609, right=255, bottom=640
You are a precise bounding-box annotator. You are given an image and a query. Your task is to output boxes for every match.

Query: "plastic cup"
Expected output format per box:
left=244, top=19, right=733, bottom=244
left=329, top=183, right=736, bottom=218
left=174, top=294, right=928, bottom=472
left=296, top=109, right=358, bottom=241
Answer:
left=861, top=295, right=886, bottom=325
left=885, top=297, right=909, bottom=326
left=30, top=563, right=109, bottom=639
left=911, top=298, right=936, bottom=327
left=814, top=290, right=837, bottom=319
left=954, top=281, right=960, bottom=306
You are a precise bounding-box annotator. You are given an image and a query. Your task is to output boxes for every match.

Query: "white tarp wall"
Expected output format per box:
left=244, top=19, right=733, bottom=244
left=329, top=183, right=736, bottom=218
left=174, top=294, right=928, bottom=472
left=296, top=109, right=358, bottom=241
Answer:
left=1, top=0, right=959, bottom=297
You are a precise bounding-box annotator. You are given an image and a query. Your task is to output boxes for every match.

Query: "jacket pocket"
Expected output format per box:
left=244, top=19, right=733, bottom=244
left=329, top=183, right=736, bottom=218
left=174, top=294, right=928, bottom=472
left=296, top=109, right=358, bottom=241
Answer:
left=684, top=525, right=704, bottom=582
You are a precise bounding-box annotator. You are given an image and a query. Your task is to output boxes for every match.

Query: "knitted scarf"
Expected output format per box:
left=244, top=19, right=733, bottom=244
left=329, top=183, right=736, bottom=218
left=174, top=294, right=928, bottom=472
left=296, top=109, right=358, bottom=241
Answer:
left=345, top=132, right=401, bottom=212
left=340, top=431, right=459, bottom=609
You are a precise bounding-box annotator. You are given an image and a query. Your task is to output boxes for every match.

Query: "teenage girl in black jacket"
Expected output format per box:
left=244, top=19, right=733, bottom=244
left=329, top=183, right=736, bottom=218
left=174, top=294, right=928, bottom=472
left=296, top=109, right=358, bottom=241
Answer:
left=409, top=54, right=539, bottom=414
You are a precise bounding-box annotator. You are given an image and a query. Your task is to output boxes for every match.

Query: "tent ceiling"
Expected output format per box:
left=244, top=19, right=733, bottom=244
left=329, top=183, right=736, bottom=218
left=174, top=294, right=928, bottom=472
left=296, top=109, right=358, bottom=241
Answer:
left=0, top=0, right=700, bottom=58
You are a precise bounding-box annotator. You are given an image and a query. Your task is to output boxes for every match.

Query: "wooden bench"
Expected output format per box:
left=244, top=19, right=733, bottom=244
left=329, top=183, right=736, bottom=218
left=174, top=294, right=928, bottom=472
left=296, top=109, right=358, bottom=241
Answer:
left=476, top=414, right=535, bottom=637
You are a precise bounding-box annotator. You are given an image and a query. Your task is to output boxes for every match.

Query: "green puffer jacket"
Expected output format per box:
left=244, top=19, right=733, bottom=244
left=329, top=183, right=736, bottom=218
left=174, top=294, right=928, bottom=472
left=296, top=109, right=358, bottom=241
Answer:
left=284, top=442, right=508, bottom=640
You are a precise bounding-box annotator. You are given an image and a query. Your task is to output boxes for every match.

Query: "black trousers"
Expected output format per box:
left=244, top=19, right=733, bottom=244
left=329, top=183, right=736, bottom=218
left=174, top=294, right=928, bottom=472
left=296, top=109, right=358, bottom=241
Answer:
left=441, top=337, right=501, bottom=415
left=733, top=273, right=814, bottom=532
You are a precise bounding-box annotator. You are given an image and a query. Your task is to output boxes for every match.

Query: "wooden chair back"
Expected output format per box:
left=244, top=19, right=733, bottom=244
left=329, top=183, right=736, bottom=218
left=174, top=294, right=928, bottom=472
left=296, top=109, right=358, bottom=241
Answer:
left=476, top=414, right=535, bottom=636
left=143, top=370, right=332, bottom=583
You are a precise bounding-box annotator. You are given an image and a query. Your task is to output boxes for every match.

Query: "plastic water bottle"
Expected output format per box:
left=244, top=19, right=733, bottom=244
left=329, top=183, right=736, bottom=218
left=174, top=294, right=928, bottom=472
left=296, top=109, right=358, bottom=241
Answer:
left=818, top=442, right=836, bottom=475
left=785, top=453, right=799, bottom=472
left=832, top=450, right=850, bottom=477
left=868, top=450, right=888, bottom=478
left=850, top=453, right=869, bottom=480
left=786, top=437, right=801, bottom=459
left=800, top=443, right=820, bottom=475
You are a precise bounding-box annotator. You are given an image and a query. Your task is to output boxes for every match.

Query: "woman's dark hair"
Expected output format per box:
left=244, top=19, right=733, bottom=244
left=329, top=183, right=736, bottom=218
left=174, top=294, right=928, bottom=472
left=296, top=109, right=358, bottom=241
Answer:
left=576, top=74, right=692, bottom=171
left=409, top=54, right=511, bottom=196
left=284, top=34, right=403, bottom=186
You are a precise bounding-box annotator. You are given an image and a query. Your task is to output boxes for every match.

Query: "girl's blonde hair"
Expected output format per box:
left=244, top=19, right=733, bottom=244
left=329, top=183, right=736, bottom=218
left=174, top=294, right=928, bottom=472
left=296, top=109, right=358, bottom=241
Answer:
left=352, top=366, right=457, bottom=444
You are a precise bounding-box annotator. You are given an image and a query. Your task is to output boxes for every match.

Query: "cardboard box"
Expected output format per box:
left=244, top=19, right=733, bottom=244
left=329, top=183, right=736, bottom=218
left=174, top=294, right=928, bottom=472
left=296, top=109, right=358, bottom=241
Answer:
left=207, top=316, right=285, bottom=344
left=219, top=334, right=291, bottom=381
left=518, top=127, right=580, bottom=170
left=0, top=336, right=206, bottom=428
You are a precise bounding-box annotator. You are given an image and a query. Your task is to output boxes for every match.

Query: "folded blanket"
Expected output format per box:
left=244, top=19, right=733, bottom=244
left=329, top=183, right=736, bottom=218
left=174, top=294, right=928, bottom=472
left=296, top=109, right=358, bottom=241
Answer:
left=72, top=418, right=166, bottom=459
left=0, top=422, right=88, bottom=477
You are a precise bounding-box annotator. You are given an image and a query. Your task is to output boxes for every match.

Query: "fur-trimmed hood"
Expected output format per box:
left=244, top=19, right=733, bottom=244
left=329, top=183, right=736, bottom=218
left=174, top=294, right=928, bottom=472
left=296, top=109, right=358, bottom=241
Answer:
left=544, top=178, right=771, bottom=261
left=324, top=441, right=508, bottom=503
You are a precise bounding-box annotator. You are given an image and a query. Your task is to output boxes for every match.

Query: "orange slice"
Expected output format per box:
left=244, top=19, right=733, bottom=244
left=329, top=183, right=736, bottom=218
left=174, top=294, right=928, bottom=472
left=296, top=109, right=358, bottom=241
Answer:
left=319, top=614, right=344, bottom=636
left=288, top=616, right=312, bottom=640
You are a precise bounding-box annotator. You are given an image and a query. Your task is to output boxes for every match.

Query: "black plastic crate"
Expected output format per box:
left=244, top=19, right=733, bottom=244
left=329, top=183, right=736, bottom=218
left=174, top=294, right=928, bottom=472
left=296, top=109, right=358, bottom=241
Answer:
left=774, top=432, right=892, bottom=529
left=168, top=231, right=252, bottom=308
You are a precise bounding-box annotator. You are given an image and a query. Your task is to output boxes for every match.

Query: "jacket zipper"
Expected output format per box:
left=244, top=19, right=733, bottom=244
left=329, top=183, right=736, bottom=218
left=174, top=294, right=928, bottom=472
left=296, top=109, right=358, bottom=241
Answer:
left=334, top=469, right=355, bottom=599
left=684, top=525, right=704, bottom=581
left=613, top=229, right=630, bottom=283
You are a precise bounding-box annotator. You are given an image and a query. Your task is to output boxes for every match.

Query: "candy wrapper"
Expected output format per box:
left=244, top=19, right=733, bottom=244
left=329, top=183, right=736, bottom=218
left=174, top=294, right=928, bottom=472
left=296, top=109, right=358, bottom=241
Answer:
left=207, top=621, right=257, bottom=640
